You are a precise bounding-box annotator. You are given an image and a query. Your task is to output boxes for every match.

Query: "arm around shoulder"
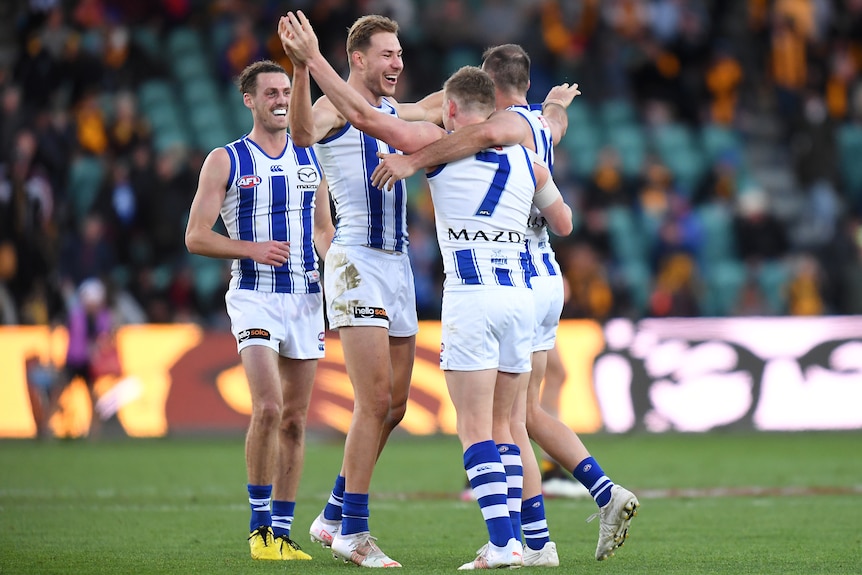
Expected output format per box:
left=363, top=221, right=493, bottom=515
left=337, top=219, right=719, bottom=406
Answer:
left=533, top=166, right=573, bottom=237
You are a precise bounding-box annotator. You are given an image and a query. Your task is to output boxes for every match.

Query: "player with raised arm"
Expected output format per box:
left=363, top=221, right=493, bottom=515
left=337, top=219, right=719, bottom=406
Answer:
left=279, top=11, right=574, bottom=569
left=277, top=12, right=443, bottom=568
left=185, top=60, right=333, bottom=561
left=372, top=44, right=640, bottom=563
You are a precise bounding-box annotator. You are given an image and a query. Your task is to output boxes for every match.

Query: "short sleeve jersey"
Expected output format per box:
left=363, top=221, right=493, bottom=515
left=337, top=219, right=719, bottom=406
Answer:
left=313, top=99, right=409, bottom=253
left=221, top=135, right=323, bottom=294
left=509, top=104, right=561, bottom=278
left=426, top=144, right=536, bottom=289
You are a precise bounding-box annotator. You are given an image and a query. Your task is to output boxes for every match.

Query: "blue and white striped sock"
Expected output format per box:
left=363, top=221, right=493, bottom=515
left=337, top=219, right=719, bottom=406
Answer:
left=323, top=475, right=345, bottom=521
left=247, top=484, right=272, bottom=532
left=341, top=492, right=369, bottom=536
left=498, top=443, right=522, bottom=542
left=271, top=500, right=295, bottom=538
left=465, top=440, right=515, bottom=547
left=521, top=494, right=550, bottom=550
left=572, top=457, right=614, bottom=507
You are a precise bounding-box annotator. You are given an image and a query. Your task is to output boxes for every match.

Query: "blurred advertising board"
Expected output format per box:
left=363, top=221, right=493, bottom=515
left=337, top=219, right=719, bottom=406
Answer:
left=1, top=317, right=860, bottom=439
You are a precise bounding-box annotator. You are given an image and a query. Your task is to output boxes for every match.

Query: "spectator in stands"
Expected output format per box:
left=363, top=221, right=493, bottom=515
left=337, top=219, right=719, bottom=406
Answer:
left=786, top=253, right=826, bottom=315
left=0, top=128, right=56, bottom=314
left=106, top=91, right=151, bottom=160
left=648, top=252, right=702, bottom=317
left=732, top=187, right=790, bottom=264
left=59, top=212, right=115, bottom=290
left=219, top=14, right=266, bottom=84
left=704, top=44, right=743, bottom=126
left=561, top=242, right=614, bottom=320
left=49, top=277, right=117, bottom=438
left=0, top=84, right=27, bottom=166
left=577, top=147, right=634, bottom=259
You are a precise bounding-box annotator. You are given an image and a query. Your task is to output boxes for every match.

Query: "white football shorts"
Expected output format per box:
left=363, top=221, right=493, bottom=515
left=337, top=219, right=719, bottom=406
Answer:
left=225, top=289, right=325, bottom=359
left=531, top=273, right=564, bottom=352
left=323, top=244, right=418, bottom=336
left=439, top=286, right=534, bottom=373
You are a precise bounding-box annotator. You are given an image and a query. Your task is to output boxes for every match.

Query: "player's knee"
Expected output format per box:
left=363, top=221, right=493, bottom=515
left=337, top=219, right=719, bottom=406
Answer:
left=252, top=398, right=283, bottom=428
left=387, top=400, right=407, bottom=428
left=278, top=415, right=306, bottom=443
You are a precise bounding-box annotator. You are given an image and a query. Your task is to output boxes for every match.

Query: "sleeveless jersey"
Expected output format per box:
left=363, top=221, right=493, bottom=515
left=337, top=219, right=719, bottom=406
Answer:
left=427, top=144, right=536, bottom=289
left=222, top=135, right=323, bottom=294
left=510, top=104, right=561, bottom=278
left=313, top=99, right=408, bottom=253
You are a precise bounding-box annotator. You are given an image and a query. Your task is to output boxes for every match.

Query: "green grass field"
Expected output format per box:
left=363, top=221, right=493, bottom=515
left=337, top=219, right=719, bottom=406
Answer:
left=1, top=432, right=860, bottom=574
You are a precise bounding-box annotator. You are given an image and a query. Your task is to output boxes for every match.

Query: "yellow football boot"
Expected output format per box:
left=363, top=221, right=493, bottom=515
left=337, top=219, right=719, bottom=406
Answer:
left=248, top=526, right=281, bottom=560
left=275, top=535, right=312, bottom=560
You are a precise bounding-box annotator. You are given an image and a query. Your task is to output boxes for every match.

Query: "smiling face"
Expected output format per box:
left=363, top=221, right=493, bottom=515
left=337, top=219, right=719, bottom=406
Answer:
left=245, top=71, right=291, bottom=132
left=356, top=31, right=403, bottom=99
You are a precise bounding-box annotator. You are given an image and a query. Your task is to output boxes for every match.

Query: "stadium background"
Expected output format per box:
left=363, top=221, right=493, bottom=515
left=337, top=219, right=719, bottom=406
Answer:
left=1, top=0, right=862, bottom=438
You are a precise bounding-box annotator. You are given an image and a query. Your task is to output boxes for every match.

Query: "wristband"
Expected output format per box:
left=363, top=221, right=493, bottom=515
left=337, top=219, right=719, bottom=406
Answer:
left=542, top=99, right=566, bottom=109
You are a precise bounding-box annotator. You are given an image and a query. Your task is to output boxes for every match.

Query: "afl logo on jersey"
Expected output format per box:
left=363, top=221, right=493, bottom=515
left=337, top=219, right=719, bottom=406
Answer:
left=237, top=175, right=262, bottom=188
left=297, top=166, right=318, bottom=183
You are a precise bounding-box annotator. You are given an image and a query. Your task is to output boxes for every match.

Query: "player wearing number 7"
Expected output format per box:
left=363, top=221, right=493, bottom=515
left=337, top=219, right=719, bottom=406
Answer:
left=279, top=10, right=572, bottom=570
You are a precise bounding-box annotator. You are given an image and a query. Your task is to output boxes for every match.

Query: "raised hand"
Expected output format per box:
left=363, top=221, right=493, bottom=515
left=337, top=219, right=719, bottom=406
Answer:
left=278, top=10, right=320, bottom=64
left=371, top=152, right=419, bottom=191
left=543, top=82, right=581, bottom=109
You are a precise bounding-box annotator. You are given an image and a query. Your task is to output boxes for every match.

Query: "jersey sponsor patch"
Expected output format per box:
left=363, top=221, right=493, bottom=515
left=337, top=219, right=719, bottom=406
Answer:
left=236, top=175, right=262, bottom=188
left=297, top=166, right=319, bottom=183
left=238, top=328, right=271, bottom=342
left=352, top=306, right=389, bottom=321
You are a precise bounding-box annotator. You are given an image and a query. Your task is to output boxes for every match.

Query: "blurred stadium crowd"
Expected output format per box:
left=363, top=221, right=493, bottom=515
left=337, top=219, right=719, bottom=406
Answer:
left=2, top=0, right=862, bottom=330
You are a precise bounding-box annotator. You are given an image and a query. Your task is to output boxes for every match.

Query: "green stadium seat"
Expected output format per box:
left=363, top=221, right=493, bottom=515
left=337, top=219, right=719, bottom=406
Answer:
left=606, top=205, right=648, bottom=265
left=702, top=259, right=746, bottom=316
left=697, top=202, right=737, bottom=264
left=565, top=98, right=593, bottom=128
left=131, top=25, right=162, bottom=61
left=599, top=99, right=637, bottom=128
left=443, top=47, right=480, bottom=75
left=653, top=122, right=697, bottom=157
left=171, top=53, right=212, bottom=84
left=618, top=259, right=652, bottom=316
left=653, top=123, right=706, bottom=194
left=68, top=156, right=105, bottom=221
left=837, top=123, right=862, bottom=201
left=559, top=123, right=601, bottom=178
left=757, top=259, right=790, bottom=314
left=701, top=123, right=742, bottom=164
left=137, top=80, right=173, bottom=113
left=605, top=124, right=647, bottom=178
left=665, top=148, right=707, bottom=195
left=166, top=27, right=204, bottom=59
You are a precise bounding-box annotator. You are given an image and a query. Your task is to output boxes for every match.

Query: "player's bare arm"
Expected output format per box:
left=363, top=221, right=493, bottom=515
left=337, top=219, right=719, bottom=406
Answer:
left=370, top=110, right=527, bottom=190
left=185, top=147, right=290, bottom=266
left=313, top=176, right=334, bottom=261
left=393, top=89, right=444, bottom=124
left=280, top=16, right=345, bottom=145
left=540, top=82, right=581, bottom=145
left=281, top=11, right=443, bottom=154
left=533, top=162, right=573, bottom=237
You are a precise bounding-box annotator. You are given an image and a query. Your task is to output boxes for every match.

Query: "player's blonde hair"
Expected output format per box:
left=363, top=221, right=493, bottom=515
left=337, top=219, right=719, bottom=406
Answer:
left=346, top=14, right=399, bottom=55
left=443, top=66, right=496, bottom=117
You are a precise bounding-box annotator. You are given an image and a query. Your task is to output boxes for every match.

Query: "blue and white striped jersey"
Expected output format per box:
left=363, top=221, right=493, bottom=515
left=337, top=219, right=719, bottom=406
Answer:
left=510, top=104, right=561, bottom=279
left=221, top=135, right=323, bottom=294
left=427, top=144, right=535, bottom=289
left=313, top=99, right=408, bottom=253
